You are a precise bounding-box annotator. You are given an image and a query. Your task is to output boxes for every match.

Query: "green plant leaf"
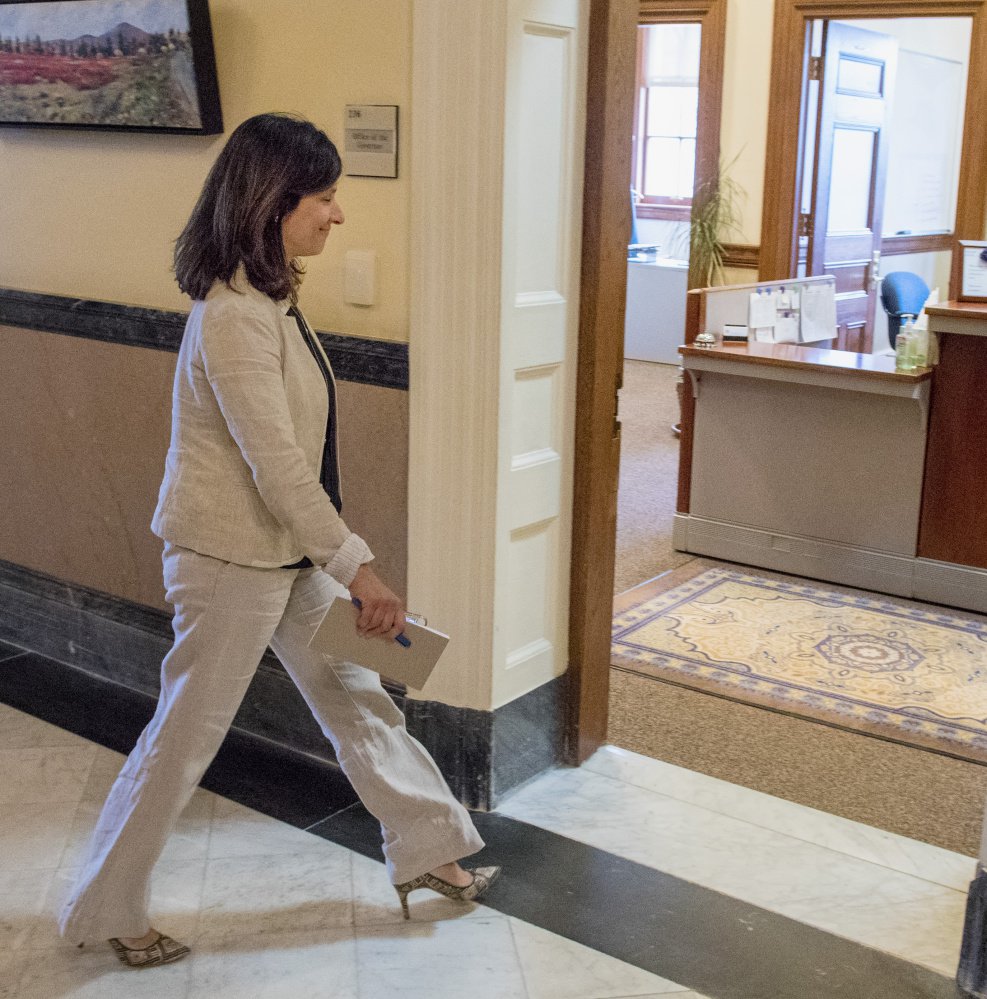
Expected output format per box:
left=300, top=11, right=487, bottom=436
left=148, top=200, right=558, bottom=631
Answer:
left=683, top=152, right=747, bottom=289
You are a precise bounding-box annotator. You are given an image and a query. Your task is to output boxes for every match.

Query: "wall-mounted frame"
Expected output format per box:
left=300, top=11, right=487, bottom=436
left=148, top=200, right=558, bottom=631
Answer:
left=344, top=104, right=398, bottom=178
left=955, top=239, right=987, bottom=302
left=0, top=0, right=222, bottom=134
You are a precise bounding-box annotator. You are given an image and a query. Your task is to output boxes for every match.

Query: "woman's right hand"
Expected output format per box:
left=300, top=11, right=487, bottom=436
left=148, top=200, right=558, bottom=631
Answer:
left=349, top=565, right=406, bottom=641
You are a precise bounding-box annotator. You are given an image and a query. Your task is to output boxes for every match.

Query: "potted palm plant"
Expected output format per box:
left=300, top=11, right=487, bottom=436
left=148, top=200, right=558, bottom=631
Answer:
left=682, top=153, right=746, bottom=291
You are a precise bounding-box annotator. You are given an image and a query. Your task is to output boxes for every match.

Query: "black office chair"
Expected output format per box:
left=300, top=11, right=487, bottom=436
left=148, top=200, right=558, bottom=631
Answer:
left=880, top=271, right=930, bottom=348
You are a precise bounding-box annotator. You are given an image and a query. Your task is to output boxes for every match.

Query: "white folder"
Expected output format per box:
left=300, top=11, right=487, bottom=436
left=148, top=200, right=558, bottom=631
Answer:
left=308, top=597, right=449, bottom=689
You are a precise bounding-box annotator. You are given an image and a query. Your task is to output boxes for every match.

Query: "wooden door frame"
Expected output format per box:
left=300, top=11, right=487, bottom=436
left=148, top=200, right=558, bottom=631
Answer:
left=760, top=0, right=987, bottom=298
left=568, top=0, right=727, bottom=765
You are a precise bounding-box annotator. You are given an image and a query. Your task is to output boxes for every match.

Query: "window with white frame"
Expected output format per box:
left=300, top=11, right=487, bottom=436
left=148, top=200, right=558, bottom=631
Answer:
left=632, top=23, right=701, bottom=219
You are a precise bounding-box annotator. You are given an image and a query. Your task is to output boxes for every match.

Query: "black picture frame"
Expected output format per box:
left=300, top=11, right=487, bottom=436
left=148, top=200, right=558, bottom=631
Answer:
left=0, top=0, right=222, bottom=134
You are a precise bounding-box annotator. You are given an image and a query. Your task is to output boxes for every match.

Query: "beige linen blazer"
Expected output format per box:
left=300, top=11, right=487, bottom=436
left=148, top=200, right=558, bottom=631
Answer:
left=151, top=272, right=372, bottom=585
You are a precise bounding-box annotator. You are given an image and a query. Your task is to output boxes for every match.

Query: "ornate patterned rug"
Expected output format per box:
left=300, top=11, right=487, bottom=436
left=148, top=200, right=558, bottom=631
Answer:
left=612, top=566, right=987, bottom=764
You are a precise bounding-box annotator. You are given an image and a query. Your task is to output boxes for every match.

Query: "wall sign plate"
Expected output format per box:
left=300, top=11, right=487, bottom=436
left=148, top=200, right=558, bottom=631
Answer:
left=344, top=104, right=398, bottom=179
left=956, top=240, right=987, bottom=303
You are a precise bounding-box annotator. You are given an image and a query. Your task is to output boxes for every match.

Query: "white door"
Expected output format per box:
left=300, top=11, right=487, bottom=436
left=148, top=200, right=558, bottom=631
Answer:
left=493, top=0, right=587, bottom=706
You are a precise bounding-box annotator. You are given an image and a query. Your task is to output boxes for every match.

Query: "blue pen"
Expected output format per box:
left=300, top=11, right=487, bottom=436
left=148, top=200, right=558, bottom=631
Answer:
left=351, top=598, right=411, bottom=647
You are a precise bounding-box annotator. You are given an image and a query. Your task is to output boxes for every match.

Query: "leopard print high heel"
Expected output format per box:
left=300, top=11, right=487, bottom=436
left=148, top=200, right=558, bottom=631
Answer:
left=394, top=866, right=501, bottom=919
left=107, top=931, right=190, bottom=968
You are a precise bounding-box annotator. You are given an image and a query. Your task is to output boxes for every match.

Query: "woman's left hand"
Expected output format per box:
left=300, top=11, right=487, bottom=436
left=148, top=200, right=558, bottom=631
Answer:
left=349, top=565, right=406, bottom=641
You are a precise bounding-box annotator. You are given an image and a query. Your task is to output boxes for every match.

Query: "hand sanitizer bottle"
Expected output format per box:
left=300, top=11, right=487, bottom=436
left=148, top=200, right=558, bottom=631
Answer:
left=896, top=322, right=916, bottom=371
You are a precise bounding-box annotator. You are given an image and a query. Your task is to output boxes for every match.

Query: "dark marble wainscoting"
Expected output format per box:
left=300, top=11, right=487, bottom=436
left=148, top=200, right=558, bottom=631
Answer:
left=0, top=558, right=566, bottom=809
left=491, top=674, right=568, bottom=800
left=0, top=287, right=409, bottom=390
left=391, top=674, right=568, bottom=809
left=397, top=682, right=568, bottom=811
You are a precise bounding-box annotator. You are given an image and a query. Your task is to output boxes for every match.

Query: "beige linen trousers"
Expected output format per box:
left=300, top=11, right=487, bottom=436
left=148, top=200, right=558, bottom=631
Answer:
left=58, top=542, right=484, bottom=943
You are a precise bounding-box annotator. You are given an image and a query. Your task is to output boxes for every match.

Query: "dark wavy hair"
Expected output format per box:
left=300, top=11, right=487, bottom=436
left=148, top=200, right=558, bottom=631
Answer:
left=174, top=113, right=342, bottom=302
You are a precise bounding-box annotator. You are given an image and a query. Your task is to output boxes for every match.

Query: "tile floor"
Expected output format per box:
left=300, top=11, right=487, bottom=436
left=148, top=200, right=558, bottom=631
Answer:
left=499, top=747, right=974, bottom=979
left=0, top=693, right=976, bottom=998
left=0, top=701, right=709, bottom=999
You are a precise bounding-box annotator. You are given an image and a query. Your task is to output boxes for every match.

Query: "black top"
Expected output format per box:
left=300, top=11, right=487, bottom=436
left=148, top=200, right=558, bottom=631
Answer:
left=282, top=306, right=342, bottom=570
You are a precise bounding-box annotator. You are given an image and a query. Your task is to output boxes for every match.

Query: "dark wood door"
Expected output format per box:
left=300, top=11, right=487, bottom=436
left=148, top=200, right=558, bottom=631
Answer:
left=809, top=22, right=897, bottom=353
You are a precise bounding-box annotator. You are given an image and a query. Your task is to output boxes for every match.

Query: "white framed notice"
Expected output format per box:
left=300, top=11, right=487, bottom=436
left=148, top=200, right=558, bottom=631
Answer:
left=956, top=240, right=987, bottom=303
left=344, top=105, right=398, bottom=179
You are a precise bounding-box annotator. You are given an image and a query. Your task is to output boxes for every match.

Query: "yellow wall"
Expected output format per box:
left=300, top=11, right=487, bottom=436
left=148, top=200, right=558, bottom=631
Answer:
left=721, top=0, right=773, bottom=248
left=0, top=0, right=412, bottom=341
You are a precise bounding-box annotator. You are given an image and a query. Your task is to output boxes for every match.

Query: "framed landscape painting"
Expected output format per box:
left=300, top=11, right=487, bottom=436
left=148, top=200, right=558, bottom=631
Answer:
left=0, top=0, right=222, bottom=133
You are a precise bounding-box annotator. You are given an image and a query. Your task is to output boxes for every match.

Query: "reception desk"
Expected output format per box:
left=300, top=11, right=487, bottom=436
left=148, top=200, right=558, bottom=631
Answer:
left=673, top=341, right=932, bottom=596
left=673, top=301, right=987, bottom=613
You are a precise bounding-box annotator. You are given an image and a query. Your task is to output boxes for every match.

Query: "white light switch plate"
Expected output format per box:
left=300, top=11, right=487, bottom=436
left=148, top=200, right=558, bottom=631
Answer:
left=344, top=249, right=376, bottom=306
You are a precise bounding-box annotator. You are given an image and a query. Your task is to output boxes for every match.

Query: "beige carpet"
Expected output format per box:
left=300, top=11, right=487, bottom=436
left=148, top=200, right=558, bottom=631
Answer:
left=609, top=667, right=987, bottom=856
left=614, top=360, right=694, bottom=595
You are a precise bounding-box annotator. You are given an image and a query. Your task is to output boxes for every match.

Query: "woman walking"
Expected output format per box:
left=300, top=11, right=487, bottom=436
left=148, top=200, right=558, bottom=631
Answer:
left=59, top=113, right=498, bottom=968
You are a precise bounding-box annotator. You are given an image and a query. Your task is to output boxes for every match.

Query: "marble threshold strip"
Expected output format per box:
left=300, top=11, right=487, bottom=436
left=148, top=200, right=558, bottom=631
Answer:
left=0, top=287, right=409, bottom=391
left=0, top=641, right=964, bottom=999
